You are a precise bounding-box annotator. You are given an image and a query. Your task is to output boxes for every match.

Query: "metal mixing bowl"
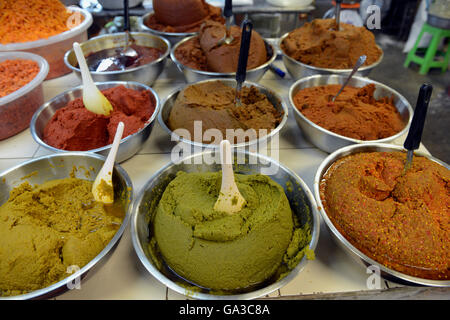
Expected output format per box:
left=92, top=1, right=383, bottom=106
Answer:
left=131, top=150, right=320, bottom=299
left=158, top=78, right=288, bottom=150
left=278, top=32, right=384, bottom=79
left=170, top=36, right=277, bottom=83
left=30, top=81, right=160, bottom=163
left=314, top=143, right=450, bottom=287
left=138, top=11, right=198, bottom=46
left=288, top=75, right=413, bottom=154
left=0, top=152, right=133, bottom=300
left=64, top=32, right=170, bottom=85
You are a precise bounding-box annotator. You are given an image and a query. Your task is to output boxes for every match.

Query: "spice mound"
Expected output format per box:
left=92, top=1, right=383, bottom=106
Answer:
left=0, top=59, right=40, bottom=98
left=174, top=20, right=268, bottom=73
left=167, top=81, right=283, bottom=144
left=293, top=84, right=405, bottom=140
left=145, top=0, right=225, bottom=33
left=43, top=85, right=155, bottom=151
left=0, top=0, right=84, bottom=44
left=0, top=178, right=125, bottom=297
left=320, top=151, right=450, bottom=280
left=281, top=19, right=382, bottom=69
left=149, top=171, right=313, bottom=292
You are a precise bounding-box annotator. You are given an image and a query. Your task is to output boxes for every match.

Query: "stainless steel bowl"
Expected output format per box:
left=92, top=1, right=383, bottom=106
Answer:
left=278, top=32, right=384, bottom=79
left=314, top=143, right=450, bottom=287
left=138, top=11, right=198, bottom=46
left=0, top=152, right=133, bottom=299
left=30, top=81, right=160, bottom=163
left=64, top=32, right=170, bottom=86
left=170, top=36, right=277, bottom=83
left=131, top=150, right=320, bottom=299
left=158, top=78, right=288, bottom=149
left=288, top=74, right=413, bottom=154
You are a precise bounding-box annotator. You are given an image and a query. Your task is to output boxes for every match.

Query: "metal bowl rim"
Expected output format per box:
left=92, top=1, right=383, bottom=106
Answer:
left=157, top=78, right=288, bottom=149
left=170, top=35, right=278, bottom=77
left=63, top=32, right=171, bottom=75
left=131, top=149, right=320, bottom=299
left=288, top=74, right=414, bottom=144
left=138, top=11, right=199, bottom=37
left=313, top=143, right=450, bottom=287
left=0, top=151, right=134, bottom=300
left=278, top=32, right=384, bottom=73
left=30, top=80, right=161, bottom=154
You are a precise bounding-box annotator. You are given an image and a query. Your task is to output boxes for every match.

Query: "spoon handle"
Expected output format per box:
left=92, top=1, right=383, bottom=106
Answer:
left=335, top=0, right=342, bottom=30
left=218, top=141, right=240, bottom=203
left=214, top=139, right=246, bottom=214
left=224, top=0, right=233, bottom=18
left=224, top=0, right=233, bottom=39
left=235, top=20, right=252, bottom=105
left=332, top=55, right=366, bottom=102
left=73, top=42, right=95, bottom=88
left=220, top=139, right=233, bottom=176
left=102, top=122, right=124, bottom=176
left=269, top=64, right=286, bottom=78
left=123, top=0, right=130, bottom=32
left=404, top=84, right=433, bottom=152
left=92, top=122, right=124, bottom=204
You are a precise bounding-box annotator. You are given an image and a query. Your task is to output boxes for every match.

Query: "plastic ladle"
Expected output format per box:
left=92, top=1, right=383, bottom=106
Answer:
left=217, top=0, right=234, bottom=46
left=73, top=42, right=114, bottom=115
left=92, top=121, right=125, bottom=204
left=403, top=83, right=433, bottom=171
left=235, top=20, right=253, bottom=107
left=331, top=55, right=367, bottom=103
left=213, top=140, right=246, bottom=214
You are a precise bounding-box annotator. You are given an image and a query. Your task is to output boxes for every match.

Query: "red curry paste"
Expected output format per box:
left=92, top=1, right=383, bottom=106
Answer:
left=43, top=85, right=155, bottom=151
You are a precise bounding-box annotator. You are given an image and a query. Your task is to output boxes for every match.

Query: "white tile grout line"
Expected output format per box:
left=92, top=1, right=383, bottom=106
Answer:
left=31, top=146, right=41, bottom=158
left=134, top=146, right=320, bottom=156
left=0, top=146, right=320, bottom=160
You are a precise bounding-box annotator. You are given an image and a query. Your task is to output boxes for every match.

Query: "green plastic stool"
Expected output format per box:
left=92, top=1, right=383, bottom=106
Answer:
left=404, top=22, right=450, bottom=75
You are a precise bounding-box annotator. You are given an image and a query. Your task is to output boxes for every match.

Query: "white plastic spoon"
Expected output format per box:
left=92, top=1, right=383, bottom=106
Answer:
left=92, top=122, right=124, bottom=204
left=213, top=140, right=246, bottom=214
left=73, top=42, right=113, bottom=116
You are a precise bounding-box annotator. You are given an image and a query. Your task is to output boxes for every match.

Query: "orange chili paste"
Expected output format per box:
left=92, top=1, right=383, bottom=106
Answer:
left=320, top=151, right=449, bottom=280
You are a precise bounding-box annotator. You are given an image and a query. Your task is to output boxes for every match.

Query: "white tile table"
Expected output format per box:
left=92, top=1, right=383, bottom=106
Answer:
left=0, top=59, right=429, bottom=300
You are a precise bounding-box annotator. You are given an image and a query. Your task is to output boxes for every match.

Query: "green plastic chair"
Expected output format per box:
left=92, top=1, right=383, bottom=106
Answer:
left=404, top=22, right=450, bottom=75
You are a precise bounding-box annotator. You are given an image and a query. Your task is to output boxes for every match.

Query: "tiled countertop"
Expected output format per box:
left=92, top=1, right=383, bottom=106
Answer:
left=0, top=58, right=432, bottom=300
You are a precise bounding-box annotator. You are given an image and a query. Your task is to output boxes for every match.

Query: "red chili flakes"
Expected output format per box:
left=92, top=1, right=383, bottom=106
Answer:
left=0, top=59, right=40, bottom=98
